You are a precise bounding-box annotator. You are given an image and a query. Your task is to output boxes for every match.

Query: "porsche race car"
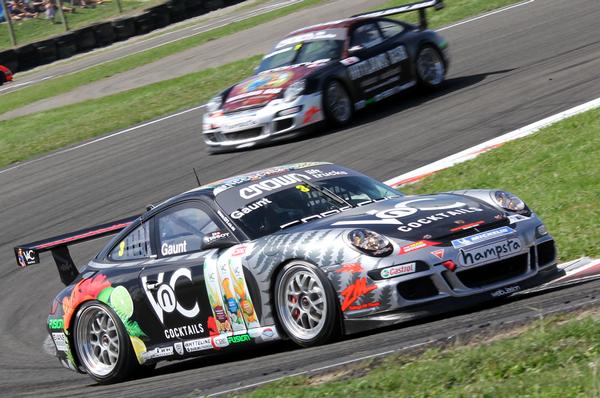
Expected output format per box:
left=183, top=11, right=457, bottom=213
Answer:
left=0, top=64, right=13, bottom=86
left=15, top=163, right=558, bottom=383
left=202, top=0, right=449, bottom=151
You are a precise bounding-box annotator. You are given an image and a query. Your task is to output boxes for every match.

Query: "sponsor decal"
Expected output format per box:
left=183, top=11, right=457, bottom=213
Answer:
left=222, top=117, right=259, bottom=131
left=184, top=337, right=213, bottom=353
left=52, top=332, right=67, bottom=352
left=217, top=210, right=236, bottom=232
left=451, top=226, right=516, bottom=249
left=303, top=106, right=321, bottom=124
left=336, top=263, right=364, bottom=274
left=380, top=263, right=416, bottom=279
left=398, top=240, right=439, bottom=255
left=431, top=249, right=445, bottom=260
left=16, top=248, right=37, bottom=267
left=239, top=173, right=312, bottom=199
left=142, top=346, right=173, bottom=360
left=212, top=334, right=230, bottom=349
left=227, top=88, right=283, bottom=104
left=508, top=214, right=530, bottom=223
left=459, top=238, right=523, bottom=267
left=48, top=318, right=64, bottom=330
left=348, top=45, right=407, bottom=80
left=142, top=268, right=200, bottom=324
left=161, top=241, right=188, bottom=256
left=205, top=231, right=231, bottom=243
left=164, top=323, right=204, bottom=339
left=333, top=198, right=483, bottom=232
left=232, top=245, right=247, bottom=257
left=259, top=327, right=279, bottom=341
left=450, top=220, right=484, bottom=232
left=228, top=333, right=252, bottom=344
left=491, top=285, right=521, bottom=297
left=340, top=278, right=377, bottom=312
left=230, top=198, right=272, bottom=220
left=174, top=342, right=184, bottom=356
left=340, top=56, right=359, bottom=66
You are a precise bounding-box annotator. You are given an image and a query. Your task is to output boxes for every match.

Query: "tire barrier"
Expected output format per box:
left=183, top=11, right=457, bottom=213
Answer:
left=92, top=22, right=117, bottom=47
left=112, top=17, right=136, bottom=42
left=32, top=39, right=58, bottom=65
left=15, top=44, right=39, bottom=71
left=147, top=4, right=171, bottom=29
left=74, top=27, right=97, bottom=52
left=4, top=0, right=248, bottom=73
left=166, top=0, right=187, bottom=22
left=0, top=49, right=19, bottom=72
left=55, top=32, right=78, bottom=59
left=133, top=11, right=156, bottom=36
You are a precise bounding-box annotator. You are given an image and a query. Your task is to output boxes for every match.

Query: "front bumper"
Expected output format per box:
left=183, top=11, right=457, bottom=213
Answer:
left=328, top=215, right=558, bottom=334
left=202, top=93, right=324, bottom=150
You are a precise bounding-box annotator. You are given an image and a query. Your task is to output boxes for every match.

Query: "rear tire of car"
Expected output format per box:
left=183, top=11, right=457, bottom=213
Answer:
left=323, top=80, right=353, bottom=126
left=415, top=45, right=446, bottom=90
left=73, top=301, right=140, bottom=384
left=274, top=261, right=341, bottom=347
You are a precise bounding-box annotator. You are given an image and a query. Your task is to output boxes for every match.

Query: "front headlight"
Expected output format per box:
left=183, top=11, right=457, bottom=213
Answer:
left=206, top=95, right=223, bottom=112
left=347, top=229, right=393, bottom=257
left=493, top=191, right=526, bottom=212
left=283, top=79, right=306, bottom=102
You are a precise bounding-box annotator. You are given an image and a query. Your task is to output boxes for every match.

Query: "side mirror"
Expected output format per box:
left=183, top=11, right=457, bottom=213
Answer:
left=201, top=230, right=238, bottom=250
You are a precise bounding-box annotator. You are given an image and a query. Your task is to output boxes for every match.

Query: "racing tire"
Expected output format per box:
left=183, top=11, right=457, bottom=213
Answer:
left=73, top=301, right=140, bottom=384
left=274, top=261, right=340, bottom=347
left=323, top=80, right=353, bottom=126
left=415, top=45, right=446, bottom=90
left=0, top=74, right=5, bottom=86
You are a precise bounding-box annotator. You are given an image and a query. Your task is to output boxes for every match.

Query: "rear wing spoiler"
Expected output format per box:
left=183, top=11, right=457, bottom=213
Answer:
left=14, top=215, right=139, bottom=286
left=352, top=0, right=444, bottom=30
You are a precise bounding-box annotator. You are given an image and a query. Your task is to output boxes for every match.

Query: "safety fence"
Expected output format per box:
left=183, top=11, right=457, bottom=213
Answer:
left=0, top=0, right=240, bottom=73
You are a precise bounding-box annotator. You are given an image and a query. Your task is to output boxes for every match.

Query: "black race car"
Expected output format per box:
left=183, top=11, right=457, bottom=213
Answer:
left=202, top=0, right=449, bottom=151
left=15, top=163, right=558, bottom=384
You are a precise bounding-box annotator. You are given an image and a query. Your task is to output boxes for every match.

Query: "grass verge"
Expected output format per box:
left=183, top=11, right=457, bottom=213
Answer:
left=238, top=310, right=600, bottom=397
left=401, top=107, right=600, bottom=261
left=0, top=0, right=164, bottom=50
left=0, top=55, right=262, bottom=167
left=0, top=0, right=324, bottom=115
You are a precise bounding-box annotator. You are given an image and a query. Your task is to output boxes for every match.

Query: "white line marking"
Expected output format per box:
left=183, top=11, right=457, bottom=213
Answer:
left=0, top=105, right=205, bottom=175
left=437, top=0, right=535, bottom=32
left=0, top=75, right=55, bottom=92
left=384, top=96, right=600, bottom=187
left=204, top=340, right=434, bottom=397
left=0, top=0, right=539, bottom=175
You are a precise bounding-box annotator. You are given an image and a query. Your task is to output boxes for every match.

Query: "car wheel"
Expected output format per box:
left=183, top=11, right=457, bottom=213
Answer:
left=73, top=301, right=139, bottom=384
left=416, top=45, right=446, bottom=89
left=0, top=74, right=5, bottom=86
left=274, top=261, right=340, bottom=347
left=323, top=80, right=353, bottom=126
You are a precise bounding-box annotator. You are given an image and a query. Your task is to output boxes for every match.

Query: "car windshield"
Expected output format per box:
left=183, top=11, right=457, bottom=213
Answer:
left=257, top=39, right=344, bottom=73
left=216, top=172, right=402, bottom=240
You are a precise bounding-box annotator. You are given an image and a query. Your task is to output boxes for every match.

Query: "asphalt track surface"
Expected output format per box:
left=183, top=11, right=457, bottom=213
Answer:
left=1, top=0, right=600, bottom=396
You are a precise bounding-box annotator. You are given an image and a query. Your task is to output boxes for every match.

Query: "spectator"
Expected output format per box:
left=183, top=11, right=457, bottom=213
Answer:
left=8, top=0, right=38, bottom=20
left=43, top=0, right=56, bottom=21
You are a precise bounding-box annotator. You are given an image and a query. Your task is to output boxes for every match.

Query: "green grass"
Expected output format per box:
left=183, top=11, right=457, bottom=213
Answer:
left=0, top=55, right=262, bottom=166
left=380, top=0, right=522, bottom=27
left=239, top=311, right=600, bottom=397
left=0, top=0, right=325, bottom=116
left=400, top=107, right=600, bottom=261
left=0, top=0, right=163, bottom=50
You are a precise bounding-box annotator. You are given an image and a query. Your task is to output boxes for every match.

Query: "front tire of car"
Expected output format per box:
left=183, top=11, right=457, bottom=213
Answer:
left=323, top=80, right=353, bottom=126
left=416, top=45, right=446, bottom=90
left=73, top=301, right=139, bottom=384
left=274, top=261, right=340, bottom=347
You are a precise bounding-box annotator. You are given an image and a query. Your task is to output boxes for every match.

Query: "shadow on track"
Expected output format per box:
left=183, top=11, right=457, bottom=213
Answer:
left=208, top=69, right=515, bottom=155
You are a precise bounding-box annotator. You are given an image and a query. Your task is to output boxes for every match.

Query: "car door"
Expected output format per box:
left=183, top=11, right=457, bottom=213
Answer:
left=137, top=202, right=234, bottom=358
left=345, top=20, right=411, bottom=105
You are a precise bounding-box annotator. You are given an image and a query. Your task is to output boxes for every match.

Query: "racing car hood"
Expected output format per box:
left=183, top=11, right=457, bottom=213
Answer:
left=222, top=61, right=329, bottom=112
left=284, top=194, right=507, bottom=243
